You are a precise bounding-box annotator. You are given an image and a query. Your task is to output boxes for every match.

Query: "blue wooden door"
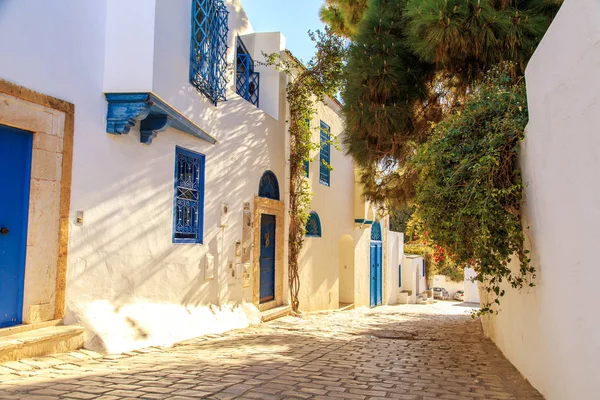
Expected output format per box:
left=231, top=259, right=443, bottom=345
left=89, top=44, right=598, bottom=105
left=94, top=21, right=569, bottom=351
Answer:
left=370, top=241, right=382, bottom=307
left=0, top=125, right=32, bottom=328
left=259, top=214, right=276, bottom=303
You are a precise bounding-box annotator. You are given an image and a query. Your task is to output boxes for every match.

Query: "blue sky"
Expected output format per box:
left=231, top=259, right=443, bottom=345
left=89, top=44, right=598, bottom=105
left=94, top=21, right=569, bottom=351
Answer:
left=242, top=0, right=326, bottom=64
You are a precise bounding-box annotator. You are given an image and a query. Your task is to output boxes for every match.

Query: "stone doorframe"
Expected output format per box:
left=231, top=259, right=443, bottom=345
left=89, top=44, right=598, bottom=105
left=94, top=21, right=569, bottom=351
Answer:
left=0, top=79, right=74, bottom=324
left=253, top=196, right=285, bottom=311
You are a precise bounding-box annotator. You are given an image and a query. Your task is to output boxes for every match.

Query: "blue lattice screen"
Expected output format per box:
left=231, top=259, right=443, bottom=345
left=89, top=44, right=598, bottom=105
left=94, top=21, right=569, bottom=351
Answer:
left=306, top=212, right=322, bottom=237
left=371, top=221, right=382, bottom=241
left=190, top=0, right=229, bottom=105
left=236, top=40, right=260, bottom=106
left=174, top=147, right=205, bottom=243
left=258, top=171, right=280, bottom=200
left=319, top=121, right=331, bottom=186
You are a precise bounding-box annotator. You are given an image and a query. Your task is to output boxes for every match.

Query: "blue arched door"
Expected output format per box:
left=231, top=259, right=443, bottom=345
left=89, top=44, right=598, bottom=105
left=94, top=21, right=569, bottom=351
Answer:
left=370, top=221, right=383, bottom=307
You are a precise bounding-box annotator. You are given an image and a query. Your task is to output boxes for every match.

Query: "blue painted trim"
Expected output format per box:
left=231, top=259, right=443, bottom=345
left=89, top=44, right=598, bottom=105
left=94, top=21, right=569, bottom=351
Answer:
left=173, top=146, right=206, bottom=244
left=319, top=121, right=331, bottom=187
left=305, top=211, right=322, bottom=238
left=398, top=264, right=402, bottom=288
left=105, top=93, right=217, bottom=145
left=354, top=219, right=374, bottom=225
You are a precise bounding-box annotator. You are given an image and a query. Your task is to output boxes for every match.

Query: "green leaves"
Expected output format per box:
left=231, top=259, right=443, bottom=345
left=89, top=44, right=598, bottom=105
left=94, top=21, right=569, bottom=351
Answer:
left=414, top=64, right=533, bottom=314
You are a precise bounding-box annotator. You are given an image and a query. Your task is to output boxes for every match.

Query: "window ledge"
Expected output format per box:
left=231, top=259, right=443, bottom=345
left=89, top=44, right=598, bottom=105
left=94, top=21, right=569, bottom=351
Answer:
left=105, top=92, right=217, bottom=145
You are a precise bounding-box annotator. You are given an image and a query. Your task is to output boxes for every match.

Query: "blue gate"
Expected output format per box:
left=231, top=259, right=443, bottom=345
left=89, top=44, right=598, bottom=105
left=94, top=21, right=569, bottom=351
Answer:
left=259, top=214, right=276, bottom=303
left=370, top=221, right=383, bottom=307
left=0, top=125, right=33, bottom=328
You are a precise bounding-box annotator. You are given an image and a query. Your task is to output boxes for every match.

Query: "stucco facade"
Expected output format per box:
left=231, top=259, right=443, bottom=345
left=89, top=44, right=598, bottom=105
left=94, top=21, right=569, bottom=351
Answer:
left=0, top=0, right=391, bottom=353
left=481, top=1, right=600, bottom=398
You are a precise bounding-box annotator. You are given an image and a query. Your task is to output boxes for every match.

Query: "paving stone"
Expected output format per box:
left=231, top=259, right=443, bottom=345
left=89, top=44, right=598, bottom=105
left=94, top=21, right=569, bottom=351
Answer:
left=0, top=303, right=542, bottom=400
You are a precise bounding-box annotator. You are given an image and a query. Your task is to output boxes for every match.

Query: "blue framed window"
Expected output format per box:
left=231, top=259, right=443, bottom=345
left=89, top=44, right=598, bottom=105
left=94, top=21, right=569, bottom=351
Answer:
left=173, top=147, right=206, bottom=243
left=236, top=38, right=260, bottom=107
left=422, top=260, right=425, bottom=277
left=258, top=170, right=280, bottom=201
left=319, top=121, right=331, bottom=186
left=190, top=0, right=229, bottom=105
left=306, top=212, right=322, bottom=237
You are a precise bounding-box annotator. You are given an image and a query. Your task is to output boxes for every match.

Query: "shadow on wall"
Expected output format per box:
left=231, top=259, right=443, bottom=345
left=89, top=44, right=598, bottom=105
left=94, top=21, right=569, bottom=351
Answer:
left=66, top=82, right=283, bottom=352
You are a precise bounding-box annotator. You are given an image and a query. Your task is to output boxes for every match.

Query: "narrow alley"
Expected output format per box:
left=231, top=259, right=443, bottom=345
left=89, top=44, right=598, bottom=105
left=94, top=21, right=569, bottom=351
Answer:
left=0, top=303, right=541, bottom=400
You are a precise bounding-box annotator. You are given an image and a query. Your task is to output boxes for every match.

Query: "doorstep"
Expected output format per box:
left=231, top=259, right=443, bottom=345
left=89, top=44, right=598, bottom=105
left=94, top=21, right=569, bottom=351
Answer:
left=261, top=305, right=292, bottom=323
left=0, top=324, right=84, bottom=363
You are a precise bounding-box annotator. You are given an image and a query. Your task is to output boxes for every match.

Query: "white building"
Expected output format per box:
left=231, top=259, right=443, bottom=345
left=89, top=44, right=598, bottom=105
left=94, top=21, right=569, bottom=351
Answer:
left=481, top=0, right=600, bottom=398
left=0, top=0, right=392, bottom=356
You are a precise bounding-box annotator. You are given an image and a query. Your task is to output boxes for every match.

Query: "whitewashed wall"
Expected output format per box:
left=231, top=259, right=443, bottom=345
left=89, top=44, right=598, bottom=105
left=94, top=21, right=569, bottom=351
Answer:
left=481, top=1, right=600, bottom=398
left=298, top=98, right=355, bottom=311
left=463, top=267, right=479, bottom=303
left=385, top=231, right=404, bottom=305
left=0, top=0, right=290, bottom=353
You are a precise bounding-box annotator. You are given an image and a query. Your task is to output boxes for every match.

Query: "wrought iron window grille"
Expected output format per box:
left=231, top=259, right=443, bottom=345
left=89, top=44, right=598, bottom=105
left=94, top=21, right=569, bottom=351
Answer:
left=258, top=170, right=280, bottom=201
left=319, top=121, right=331, bottom=186
left=190, top=0, right=229, bottom=105
left=306, top=212, right=322, bottom=237
left=173, top=147, right=206, bottom=243
left=236, top=38, right=260, bottom=107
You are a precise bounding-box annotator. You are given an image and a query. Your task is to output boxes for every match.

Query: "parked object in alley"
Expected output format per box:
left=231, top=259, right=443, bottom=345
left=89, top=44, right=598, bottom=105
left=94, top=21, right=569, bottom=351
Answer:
left=433, top=287, right=449, bottom=300
left=454, top=290, right=465, bottom=301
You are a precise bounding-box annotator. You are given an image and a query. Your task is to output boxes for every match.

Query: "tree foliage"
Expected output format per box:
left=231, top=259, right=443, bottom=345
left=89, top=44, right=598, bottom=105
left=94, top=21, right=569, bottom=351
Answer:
left=414, top=64, right=534, bottom=314
left=331, top=0, right=560, bottom=208
left=319, top=0, right=369, bottom=39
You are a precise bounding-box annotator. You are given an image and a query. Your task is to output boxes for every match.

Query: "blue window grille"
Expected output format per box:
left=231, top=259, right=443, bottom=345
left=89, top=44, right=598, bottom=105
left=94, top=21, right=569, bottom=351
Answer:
left=173, top=147, right=206, bottom=243
left=190, top=0, right=229, bottom=105
left=258, top=170, right=280, bottom=201
left=371, top=221, right=382, bottom=241
left=236, top=38, right=260, bottom=107
left=306, top=212, right=322, bottom=237
left=319, top=121, right=331, bottom=186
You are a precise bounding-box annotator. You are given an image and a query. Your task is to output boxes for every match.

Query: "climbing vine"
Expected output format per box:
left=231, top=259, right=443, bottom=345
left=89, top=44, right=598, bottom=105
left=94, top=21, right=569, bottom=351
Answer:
left=265, top=30, right=345, bottom=314
left=414, top=64, right=534, bottom=315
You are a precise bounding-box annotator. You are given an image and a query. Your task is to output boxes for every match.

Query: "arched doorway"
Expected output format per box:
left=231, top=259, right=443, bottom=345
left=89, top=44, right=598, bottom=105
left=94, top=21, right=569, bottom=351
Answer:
left=339, top=235, right=355, bottom=306
left=370, top=221, right=383, bottom=307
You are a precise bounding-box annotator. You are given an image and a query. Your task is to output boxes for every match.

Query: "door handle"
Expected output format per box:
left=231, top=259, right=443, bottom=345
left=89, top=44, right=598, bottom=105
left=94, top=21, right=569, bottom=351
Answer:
left=0, top=227, right=8, bottom=235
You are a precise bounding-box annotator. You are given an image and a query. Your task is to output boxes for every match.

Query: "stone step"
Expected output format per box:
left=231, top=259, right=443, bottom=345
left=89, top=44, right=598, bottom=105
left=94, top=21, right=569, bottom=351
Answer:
left=338, top=303, right=354, bottom=311
left=0, top=319, right=62, bottom=338
left=0, top=325, right=84, bottom=363
left=261, top=305, right=291, bottom=323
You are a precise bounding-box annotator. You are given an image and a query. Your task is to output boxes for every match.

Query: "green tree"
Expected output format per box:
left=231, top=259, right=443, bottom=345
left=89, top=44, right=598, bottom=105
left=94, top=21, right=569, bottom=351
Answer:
left=319, top=0, right=369, bottom=38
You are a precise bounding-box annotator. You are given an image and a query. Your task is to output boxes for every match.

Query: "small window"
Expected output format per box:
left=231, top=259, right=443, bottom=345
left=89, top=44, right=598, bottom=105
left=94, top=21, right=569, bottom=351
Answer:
left=190, top=0, right=229, bottom=105
left=258, top=170, right=280, bottom=201
left=173, top=147, right=206, bottom=243
left=306, top=212, right=322, bottom=237
left=236, top=38, right=260, bottom=107
left=398, top=264, right=402, bottom=287
left=319, top=121, right=331, bottom=186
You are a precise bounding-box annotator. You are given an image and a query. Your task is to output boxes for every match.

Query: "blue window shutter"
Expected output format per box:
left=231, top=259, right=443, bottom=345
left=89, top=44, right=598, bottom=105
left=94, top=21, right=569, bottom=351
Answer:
left=236, top=38, right=260, bottom=106
left=173, top=147, right=205, bottom=244
left=304, top=119, right=310, bottom=178
left=319, top=121, right=330, bottom=186
left=190, top=0, right=229, bottom=105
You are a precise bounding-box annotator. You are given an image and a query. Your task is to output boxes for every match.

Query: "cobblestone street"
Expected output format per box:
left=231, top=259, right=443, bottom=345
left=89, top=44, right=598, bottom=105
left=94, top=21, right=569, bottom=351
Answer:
left=0, top=303, right=542, bottom=400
